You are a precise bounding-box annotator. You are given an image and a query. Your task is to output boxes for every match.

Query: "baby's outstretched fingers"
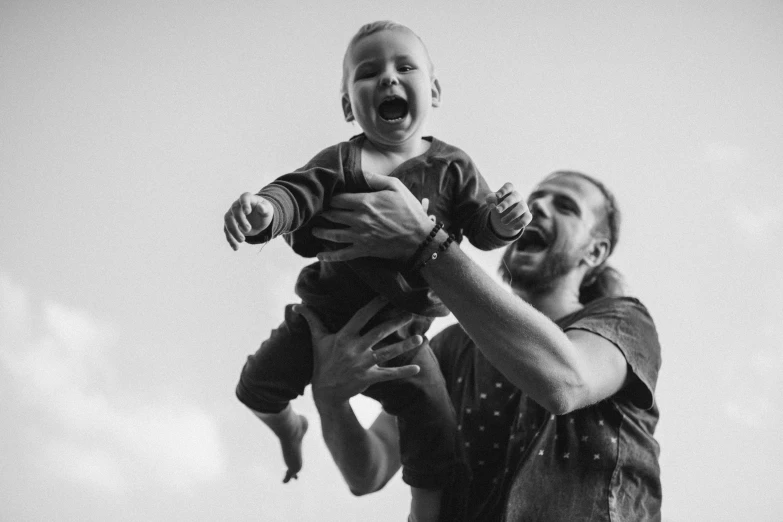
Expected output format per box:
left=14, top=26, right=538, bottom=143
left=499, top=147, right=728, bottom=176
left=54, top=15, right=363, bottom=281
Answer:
left=223, top=210, right=246, bottom=247
left=493, top=187, right=521, bottom=215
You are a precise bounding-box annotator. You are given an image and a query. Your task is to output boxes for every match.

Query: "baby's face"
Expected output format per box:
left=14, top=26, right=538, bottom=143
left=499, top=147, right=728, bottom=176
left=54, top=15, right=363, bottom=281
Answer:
left=343, top=29, right=440, bottom=150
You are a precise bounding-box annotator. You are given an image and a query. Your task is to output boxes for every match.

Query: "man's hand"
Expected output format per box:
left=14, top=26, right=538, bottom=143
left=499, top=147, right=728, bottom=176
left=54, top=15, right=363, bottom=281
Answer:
left=487, top=182, right=532, bottom=237
left=312, top=173, right=433, bottom=262
left=295, top=296, right=423, bottom=408
left=223, top=192, right=274, bottom=250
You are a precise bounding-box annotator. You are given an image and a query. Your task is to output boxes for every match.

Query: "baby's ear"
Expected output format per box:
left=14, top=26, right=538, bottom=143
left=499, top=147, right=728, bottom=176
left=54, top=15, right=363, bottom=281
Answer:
left=430, top=78, right=442, bottom=108
left=342, top=95, right=354, bottom=122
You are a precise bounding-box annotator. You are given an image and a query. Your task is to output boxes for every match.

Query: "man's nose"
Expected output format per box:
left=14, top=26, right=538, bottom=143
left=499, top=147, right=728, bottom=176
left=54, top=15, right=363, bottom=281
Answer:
left=529, top=198, right=550, bottom=219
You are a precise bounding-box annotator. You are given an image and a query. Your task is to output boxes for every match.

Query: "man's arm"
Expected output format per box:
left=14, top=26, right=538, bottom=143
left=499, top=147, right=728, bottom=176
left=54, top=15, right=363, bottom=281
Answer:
left=294, top=297, right=421, bottom=493
left=313, top=176, right=627, bottom=414
left=417, top=238, right=627, bottom=413
left=316, top=405, right=401, bottom=495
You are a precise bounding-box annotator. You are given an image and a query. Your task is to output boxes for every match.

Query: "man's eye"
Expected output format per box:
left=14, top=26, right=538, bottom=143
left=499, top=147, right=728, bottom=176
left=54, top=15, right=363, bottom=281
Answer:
left=557, top=201, right=577, bottom=213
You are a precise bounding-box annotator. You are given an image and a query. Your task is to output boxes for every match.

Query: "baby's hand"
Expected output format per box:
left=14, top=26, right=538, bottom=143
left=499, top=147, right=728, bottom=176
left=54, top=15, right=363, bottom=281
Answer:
left=223, top=192, right=274, bottom=250
left=487, top=182, right=532, bottom=237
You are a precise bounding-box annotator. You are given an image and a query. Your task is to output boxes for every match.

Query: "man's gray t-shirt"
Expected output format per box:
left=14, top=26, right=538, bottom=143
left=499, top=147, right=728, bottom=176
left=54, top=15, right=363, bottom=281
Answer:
left=431, top=296, right=662, bottom=521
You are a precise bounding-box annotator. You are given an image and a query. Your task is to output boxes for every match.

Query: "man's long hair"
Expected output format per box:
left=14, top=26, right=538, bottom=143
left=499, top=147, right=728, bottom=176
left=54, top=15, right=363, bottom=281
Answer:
left=509, top=171, right=625, bottom=304
left=547, top=171, right=626, bottom=303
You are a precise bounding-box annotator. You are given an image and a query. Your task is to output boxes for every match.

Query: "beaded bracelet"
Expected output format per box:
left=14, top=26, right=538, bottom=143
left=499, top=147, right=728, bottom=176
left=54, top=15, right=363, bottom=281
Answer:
left=410, top=233, right=455, bottom=273
left=405, top=221, right=444, bottom=273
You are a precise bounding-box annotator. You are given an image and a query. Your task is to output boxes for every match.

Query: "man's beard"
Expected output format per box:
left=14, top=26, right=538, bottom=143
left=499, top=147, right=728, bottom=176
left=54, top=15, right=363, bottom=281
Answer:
left=499, top=245, right=576, bottom=294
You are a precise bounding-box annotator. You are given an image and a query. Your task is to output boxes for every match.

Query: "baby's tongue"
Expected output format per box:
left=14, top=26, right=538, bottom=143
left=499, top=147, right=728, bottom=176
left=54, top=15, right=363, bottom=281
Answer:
left=378, top=98, right=408, bottom=120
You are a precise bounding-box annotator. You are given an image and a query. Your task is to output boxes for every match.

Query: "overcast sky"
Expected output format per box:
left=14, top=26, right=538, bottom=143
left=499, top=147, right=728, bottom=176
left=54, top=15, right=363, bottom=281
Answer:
left=1, top=1, right=782, bottom=521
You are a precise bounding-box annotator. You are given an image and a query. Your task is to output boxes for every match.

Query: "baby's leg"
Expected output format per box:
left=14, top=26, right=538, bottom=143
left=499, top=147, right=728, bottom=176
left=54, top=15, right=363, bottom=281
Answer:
left=364, top=330, right=457, bottom=520
left=236, top=304, right=314, bottom=482
left=252, top=405, right=308, bottom=483
left=409, top=487, right=441, bottom=522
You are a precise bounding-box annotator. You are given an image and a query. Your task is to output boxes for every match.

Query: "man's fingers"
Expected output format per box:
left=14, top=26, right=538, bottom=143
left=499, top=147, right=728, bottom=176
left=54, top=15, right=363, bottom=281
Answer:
left=316, top=245, right=364, bottom=262
left=310, top=227, right=355, bottom=244
left=371, top=365, right=421, bottom=384
left=370, top=335, right=423, bottom=366
left=293, top=304, right=329, bottom=340
left=341, top=296, right=390, bottom=336
left=362, top=317, right=416, bottom=355
left=318, top=208, right=359, bottom=226
left=362, top=171, right=402, bottom=192
left=283, top=470, right=298, bottom=483
left=328, top=193, right=369, bottom=211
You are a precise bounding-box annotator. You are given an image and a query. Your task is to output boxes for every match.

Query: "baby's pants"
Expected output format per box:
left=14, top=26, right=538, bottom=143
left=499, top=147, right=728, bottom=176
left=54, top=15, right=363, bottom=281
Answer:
left=236, top=303, right=457, bottom=489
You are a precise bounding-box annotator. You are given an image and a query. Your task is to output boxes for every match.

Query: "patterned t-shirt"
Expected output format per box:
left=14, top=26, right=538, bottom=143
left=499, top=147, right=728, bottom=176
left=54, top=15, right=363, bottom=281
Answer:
left=431, top=296, right=662, bottom=522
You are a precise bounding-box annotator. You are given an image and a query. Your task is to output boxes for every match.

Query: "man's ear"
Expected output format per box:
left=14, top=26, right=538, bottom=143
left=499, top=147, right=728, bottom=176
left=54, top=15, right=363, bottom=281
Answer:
left=342, top=95, right=354, bottom=122
left=584, top=237, right=610, bottom=268
left=430, top=78, right=442, bottom=108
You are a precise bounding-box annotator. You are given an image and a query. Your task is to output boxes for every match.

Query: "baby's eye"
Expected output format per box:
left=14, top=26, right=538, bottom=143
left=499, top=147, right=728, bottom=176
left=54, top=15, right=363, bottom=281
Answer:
left=356, top=69, right=377, bottom=80
left=398, top=65, right=415, bottom=72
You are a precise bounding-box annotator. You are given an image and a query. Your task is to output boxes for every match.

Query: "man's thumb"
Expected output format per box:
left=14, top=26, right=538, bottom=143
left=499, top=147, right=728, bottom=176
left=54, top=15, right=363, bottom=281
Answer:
left=363, top=171, right=399, bottom=191
left=292, top=304, right=327, bottom=338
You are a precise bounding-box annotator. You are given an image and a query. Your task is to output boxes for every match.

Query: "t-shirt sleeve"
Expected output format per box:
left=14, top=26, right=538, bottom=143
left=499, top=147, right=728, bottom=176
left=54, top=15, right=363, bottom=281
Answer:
left=446, top=151, right=522, bottom=251
left=245, top=144, right=347, bottom=244
left=563, top=297, right=662, bottom=410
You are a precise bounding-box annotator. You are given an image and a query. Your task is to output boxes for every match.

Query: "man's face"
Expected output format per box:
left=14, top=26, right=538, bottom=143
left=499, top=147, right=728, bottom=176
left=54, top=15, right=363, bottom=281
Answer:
left=501, top=174, right=606, bottom=292
left=342, top=29, right=440, bottom=149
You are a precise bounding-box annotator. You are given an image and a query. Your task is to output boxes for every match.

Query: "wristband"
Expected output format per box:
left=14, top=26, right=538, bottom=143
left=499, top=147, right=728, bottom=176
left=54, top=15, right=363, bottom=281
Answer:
left=405, top=222, right=444, bottom=274
left=410, top=233, right=455, bottom=273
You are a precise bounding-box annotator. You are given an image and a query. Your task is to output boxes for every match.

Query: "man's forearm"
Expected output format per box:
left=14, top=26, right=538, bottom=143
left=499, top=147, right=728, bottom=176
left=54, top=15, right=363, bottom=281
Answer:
left=317, top=401, right=400, bottom=495
left=420, top=237, right=586, bottom=413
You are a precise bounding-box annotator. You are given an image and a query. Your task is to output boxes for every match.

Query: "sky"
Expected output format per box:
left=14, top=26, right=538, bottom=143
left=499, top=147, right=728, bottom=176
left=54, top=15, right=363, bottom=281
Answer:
left=1, top=0, right=781, bottom=520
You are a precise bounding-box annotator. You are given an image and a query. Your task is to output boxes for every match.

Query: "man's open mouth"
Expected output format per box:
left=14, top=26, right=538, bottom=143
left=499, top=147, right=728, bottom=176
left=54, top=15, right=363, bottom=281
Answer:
left=378, top=96, right=408, bottom=122
left=515, top=227, right=550, bottom=253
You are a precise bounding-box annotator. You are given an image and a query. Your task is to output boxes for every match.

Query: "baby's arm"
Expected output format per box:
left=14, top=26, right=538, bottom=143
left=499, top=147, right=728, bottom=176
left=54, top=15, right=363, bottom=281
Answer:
left=222, top=143, right=349, bottom=252
left=223, top=192, right=275, bottom=251
left=449, top=154, right=529, bottom=249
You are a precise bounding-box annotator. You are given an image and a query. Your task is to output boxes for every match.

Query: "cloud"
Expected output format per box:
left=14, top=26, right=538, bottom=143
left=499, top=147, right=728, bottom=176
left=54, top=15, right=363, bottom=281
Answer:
left=731, top=203, right=783, bottom=241
left=702, top=142, right=746, bottom=169
left=722, top=326, right=783, bottom=429
left=0, top=270, right=227, bottom=495
left=723, top=396, right=776, bottom=429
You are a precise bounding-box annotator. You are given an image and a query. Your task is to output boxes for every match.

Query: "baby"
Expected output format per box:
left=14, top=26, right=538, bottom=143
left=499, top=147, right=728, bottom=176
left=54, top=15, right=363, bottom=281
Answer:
left=223, top=21, right=527, bottom=521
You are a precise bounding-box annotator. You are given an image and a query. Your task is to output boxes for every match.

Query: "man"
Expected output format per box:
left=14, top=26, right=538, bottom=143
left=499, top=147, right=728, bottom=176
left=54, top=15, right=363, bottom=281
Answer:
left=296, top=170, right=662, bottom=521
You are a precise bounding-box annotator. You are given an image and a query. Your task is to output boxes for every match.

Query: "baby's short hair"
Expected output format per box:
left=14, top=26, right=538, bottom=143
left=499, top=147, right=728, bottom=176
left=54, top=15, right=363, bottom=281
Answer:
left=340, top=21, right=435, bottom=96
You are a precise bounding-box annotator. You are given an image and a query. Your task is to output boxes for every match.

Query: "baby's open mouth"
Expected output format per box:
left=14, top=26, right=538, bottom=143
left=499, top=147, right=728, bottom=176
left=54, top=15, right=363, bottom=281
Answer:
left=378, top=96, right=409, bottom=121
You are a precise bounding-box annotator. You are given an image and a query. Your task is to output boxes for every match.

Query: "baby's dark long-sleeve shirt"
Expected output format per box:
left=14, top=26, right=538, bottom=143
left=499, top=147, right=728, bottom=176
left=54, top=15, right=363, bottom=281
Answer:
left=247, top=134, right=518, bottom=321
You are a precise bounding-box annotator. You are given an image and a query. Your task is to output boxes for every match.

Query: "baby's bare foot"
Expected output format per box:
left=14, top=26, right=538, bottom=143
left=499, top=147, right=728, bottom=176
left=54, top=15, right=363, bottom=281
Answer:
left=281, top=414, right=308, bottom=483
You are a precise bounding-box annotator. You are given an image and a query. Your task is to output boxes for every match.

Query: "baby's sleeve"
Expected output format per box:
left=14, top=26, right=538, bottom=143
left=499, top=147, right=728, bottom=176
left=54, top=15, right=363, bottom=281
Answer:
left=448, top=153, right=522, bottom=251
left=246, top=144, right=347, bottom=245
